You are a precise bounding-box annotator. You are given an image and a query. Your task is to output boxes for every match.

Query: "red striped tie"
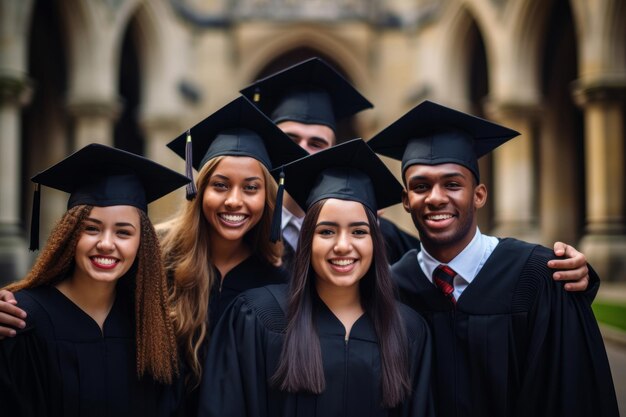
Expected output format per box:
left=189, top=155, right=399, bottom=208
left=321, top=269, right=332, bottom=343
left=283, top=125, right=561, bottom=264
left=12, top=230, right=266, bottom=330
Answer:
left=433, top=264, right=457, bottom=305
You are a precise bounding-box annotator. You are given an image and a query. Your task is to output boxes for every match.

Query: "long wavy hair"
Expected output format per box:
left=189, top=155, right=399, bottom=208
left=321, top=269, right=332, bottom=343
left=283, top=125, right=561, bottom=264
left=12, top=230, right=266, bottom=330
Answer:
left=158, top=155, right=282, bottom=387
left=271, top=199, right=411, bottom=408
left=5, top=205, right=179, bottom=384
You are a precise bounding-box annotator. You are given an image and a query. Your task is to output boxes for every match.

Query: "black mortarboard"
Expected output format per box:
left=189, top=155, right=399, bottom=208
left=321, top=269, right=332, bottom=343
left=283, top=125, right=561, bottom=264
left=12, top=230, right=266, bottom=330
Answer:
left=167, top=96, right=307, bottom=172
left=274, top=139, right=403, bottom=215
left=367, top=100, right=520, bottom=182
left=240, top=57, right=373, bottom=132
left=167, top=96, right=308, bottom=242
left=29, top=143, right=190, bottom=250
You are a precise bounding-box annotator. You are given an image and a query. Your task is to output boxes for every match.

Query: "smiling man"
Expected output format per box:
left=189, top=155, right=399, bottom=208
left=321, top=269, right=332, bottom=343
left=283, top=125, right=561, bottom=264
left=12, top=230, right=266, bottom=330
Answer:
left=368, top=100, right=618, bottom=417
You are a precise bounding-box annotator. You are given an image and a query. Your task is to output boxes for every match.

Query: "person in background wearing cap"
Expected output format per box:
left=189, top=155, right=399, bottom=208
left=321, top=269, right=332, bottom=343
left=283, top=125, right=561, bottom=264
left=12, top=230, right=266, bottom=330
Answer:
left=368, top=101, right=618, bottom=417
left=240, top=57, right=422, bottom=267
left=156, top=96, right=307, bottom=414
left=198, top=139, right=434, bottom=417
left=240, top=57, right=592, bottom=289
left=0, top=144, right=188, bottom=416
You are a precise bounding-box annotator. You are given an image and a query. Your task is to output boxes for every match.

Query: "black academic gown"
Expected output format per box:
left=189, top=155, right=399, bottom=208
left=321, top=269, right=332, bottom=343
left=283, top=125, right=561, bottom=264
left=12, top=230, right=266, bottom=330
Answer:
left=198, top=284, right=435, bottom=417
left=208, top=254, right=289, bottom=332
left=378, top=218, right=421, bottom=265
left=171, top=256, right=288, bottom=416
left=0, top=285, right=163, bottom=417
left=392, top=238, right=619, bottom=417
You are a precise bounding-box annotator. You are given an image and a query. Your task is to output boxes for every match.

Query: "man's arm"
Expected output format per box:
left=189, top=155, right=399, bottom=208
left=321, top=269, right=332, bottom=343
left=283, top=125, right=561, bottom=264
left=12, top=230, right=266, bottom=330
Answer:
left=0, top=290, right=27, bottom=339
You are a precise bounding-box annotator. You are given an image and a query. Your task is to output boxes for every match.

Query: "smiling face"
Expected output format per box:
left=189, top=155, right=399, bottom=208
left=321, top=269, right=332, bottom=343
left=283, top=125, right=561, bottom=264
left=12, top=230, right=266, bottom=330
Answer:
left=277, top=120, right=336, bottom=154
left=73, top=205, right=141, bottom=285
left=311, top=199, right=374, bottom=293
left=202, top=156, right=266, bottom=246
left=402, top=163, right=487, bottom=262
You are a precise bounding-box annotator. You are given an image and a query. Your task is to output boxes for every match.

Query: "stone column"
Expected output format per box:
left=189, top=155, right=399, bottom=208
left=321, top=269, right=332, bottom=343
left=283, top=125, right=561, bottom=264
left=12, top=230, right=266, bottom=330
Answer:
left=66, top=98, right=121, bottom=149
left=573, top=78, right=626, bottom=281
left=141, top=115, right=187, bottom=224
left=0, top=0, right=35, bottom=284
left=484, top=100, right=542, bottom=244
left=0, top=76, right=33, bottom=284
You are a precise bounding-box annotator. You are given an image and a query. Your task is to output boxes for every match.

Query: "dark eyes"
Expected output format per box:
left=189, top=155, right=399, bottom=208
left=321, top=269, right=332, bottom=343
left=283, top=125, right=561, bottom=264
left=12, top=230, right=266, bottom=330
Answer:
left=211, top=182, right=260, bottom=192
left=83, top=224, right=133, bottom=237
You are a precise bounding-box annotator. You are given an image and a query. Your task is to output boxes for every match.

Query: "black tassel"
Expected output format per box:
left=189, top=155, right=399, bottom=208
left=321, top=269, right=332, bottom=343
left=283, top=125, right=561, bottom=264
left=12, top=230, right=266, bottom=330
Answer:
left=29, top=184, right=41, bottom=251
left=185, top=130, right=197, bottom=200
left=269, top=170, right=285, bottom=243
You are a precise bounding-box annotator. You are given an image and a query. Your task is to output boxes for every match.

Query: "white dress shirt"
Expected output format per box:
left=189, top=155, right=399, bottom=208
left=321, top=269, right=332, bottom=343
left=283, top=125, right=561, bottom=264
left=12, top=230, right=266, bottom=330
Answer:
left=417, top=228, right=499, bottom=301
left=281, top=207, right=303, bottom=250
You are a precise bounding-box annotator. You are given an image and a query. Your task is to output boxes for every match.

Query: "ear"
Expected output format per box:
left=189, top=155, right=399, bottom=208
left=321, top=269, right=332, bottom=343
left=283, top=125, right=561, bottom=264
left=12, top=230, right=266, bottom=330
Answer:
left=401, top=189, right=411, bottom=213
left=474, top=183, right=488, bottom=209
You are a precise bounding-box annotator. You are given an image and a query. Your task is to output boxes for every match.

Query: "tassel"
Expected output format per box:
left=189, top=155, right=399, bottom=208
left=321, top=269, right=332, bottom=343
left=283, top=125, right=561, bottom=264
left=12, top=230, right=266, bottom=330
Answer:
left=269, top=170, right=285, bottom=243
left=185, top=130, right=197, bottom=200
left=253, top=87, right=261, bottom=103
left=29, top=184, right=41, bottom=251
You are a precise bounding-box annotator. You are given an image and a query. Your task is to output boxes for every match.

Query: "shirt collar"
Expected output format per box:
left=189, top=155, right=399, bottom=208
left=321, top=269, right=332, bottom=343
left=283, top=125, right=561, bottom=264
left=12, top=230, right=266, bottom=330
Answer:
left=418, top=228, right=482, bottom=284
left=281, top=206, right=304, bottom=230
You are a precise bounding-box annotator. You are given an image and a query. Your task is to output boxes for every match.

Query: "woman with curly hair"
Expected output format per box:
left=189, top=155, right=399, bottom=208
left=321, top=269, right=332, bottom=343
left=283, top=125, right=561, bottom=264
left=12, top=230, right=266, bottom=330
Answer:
left=157, top=96, right=307, bottom=412
left=0, top=144, right=189, bottom=417
left=199, top=139, right=434, bottom=417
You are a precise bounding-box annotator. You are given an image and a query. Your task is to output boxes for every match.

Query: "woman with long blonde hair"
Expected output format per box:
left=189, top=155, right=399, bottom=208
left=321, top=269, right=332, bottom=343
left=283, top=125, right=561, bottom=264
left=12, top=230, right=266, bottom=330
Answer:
left=158, top=96, right=307, bottom=412
left=0, top=144, right=188, bottom=416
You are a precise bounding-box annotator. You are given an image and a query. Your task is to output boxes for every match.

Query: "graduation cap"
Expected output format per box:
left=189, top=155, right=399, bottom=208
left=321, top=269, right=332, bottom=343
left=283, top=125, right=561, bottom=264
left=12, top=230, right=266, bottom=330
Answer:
left=367, top=100, right=520, bottom=182
left=29, top=143, right=191, bottom=250
left=167, top=96, right=308, bottom=242
left=240, top=57, right=373, bottom=132
left=274, top=138, right=403, bottom=215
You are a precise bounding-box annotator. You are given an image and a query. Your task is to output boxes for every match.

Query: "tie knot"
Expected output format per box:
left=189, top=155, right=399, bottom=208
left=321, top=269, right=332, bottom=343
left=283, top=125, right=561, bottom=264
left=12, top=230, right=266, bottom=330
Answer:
left=433, top=264, right=457, bottom=304
left=436, top=264, right=456, bottom=280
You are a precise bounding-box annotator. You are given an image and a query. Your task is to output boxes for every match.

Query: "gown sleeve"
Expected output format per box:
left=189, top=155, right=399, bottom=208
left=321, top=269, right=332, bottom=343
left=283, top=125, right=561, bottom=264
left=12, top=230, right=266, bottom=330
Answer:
left=398, top=305, right=436, bottom=417
left=198, top=288, right=281, bottom=417
left=0, top=325, right=55, bottom=416
left=515, top=246, right=619, bottom=417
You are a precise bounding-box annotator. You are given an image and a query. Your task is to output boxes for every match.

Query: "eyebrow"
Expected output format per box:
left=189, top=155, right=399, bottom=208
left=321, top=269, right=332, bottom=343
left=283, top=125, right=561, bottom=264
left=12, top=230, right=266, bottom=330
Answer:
left=85, top=218, right=137, bottom=229
left=315, top=221, right=371, bottom=228
left=212, top=174, right=263, bottom=182
left=408, top=172, right=467, bottom=182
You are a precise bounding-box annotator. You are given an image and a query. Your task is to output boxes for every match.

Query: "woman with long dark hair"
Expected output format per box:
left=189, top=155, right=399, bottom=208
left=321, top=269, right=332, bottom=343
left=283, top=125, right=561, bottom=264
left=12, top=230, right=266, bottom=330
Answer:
left=199, top=139, right=434, bottom=417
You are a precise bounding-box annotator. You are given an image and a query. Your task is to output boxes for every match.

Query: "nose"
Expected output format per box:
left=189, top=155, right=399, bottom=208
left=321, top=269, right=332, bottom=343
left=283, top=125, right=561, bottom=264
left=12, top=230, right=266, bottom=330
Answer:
left=225, top=187, right=243, bottom=209
left=333, top=231, right=352, bottom=254
left=97, top=231, right=115, bottom=252
left=425, top=184, right=448, bottom=207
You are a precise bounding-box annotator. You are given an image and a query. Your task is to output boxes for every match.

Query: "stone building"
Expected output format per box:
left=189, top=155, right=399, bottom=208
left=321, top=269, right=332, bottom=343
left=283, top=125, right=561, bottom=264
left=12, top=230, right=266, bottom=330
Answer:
left=0, top=0, right=624, bottom=283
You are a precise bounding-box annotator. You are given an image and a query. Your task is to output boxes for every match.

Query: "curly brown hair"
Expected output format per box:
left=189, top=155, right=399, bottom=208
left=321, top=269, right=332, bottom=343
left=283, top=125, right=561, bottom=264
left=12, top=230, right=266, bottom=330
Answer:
left=158, top=155, right=283, bottom=387
left=5, top=205, right=179, bottom=384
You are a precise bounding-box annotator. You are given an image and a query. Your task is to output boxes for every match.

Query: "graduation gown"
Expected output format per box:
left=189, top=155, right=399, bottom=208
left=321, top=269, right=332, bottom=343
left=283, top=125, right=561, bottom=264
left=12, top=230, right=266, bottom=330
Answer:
left=392, top=238, right=619, bottom=417
left=198, top=284, right=435, bottom=417
left=208, top=254, right=289, bottom=333
left=0, top=285, right=163, bottom=417
left=378, top=218, right=421, bottom=265
left=171, top=256, right=288, bottom=416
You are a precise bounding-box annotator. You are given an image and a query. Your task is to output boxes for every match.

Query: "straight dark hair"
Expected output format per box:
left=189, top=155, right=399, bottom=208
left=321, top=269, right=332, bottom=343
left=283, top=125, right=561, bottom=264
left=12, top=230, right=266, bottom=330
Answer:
left=271, top=199, right=411, bottom=408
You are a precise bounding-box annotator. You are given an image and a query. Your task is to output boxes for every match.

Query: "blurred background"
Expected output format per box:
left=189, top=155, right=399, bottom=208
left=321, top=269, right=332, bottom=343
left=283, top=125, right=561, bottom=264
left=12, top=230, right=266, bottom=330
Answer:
left=0, top=0, right=625, bottom=411
left=0, top=0, right=625, bottom=282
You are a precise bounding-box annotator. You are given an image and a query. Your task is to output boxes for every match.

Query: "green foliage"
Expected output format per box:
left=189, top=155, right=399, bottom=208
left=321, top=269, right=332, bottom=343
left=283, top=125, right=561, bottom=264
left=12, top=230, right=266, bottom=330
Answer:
left=593, top=301, right=626, bottom=332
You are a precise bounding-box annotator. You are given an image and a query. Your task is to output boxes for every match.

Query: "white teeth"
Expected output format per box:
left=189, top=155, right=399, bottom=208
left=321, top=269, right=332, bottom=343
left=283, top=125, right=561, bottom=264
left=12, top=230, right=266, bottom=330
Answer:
left=221, top=214, right=246, bottom=222
left=428, top=214, right=453, bottom=220
left=93, top=257, right=117, bottom=266
left=330, top=259, right=355, bottom=266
